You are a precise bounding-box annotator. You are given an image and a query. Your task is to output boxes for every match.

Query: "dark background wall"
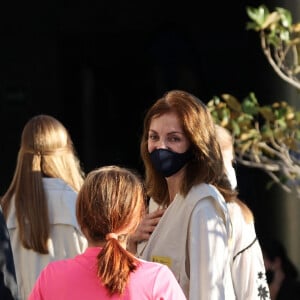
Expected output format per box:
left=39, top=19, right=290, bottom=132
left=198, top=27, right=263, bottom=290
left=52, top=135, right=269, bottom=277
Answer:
left=0, top=1, right=283, bottom=238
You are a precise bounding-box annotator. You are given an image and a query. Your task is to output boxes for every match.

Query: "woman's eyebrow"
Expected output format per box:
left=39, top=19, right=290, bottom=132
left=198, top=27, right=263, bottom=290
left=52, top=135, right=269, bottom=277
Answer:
left=148, top=129, right=185, bottom=135
left=167, top=131, right=185, bottom=135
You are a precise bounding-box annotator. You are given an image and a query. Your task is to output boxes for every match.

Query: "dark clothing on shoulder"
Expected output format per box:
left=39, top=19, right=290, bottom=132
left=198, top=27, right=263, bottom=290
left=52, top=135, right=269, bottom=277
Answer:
left=0, top=206, right=19, bottom=300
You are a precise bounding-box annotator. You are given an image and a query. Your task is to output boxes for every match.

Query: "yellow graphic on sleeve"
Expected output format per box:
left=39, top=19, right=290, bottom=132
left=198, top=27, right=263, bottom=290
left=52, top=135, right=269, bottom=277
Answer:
left=151, top=256, right=172, bottom=267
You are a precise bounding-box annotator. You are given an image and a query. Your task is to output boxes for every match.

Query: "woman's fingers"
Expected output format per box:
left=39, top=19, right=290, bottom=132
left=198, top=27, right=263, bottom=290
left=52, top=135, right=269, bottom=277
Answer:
left=134, top=209, right=166, bottom=242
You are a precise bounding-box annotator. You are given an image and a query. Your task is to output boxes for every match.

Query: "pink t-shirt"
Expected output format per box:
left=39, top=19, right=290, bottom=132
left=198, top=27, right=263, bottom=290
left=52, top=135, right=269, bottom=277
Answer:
left=28, top=247, right=186, bottom=300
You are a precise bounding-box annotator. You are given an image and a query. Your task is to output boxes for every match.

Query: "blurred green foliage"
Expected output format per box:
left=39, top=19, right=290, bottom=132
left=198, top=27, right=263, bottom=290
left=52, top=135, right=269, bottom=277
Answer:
left=246, top=5, right=300, bottom=88
left=208, top=4, right=300, bottom=193
left=208, top=93, right=300, bottom=155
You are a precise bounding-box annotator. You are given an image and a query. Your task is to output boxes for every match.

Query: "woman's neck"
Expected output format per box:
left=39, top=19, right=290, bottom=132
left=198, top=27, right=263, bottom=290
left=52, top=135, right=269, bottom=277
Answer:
left=166, top=168, right=185, bottom=203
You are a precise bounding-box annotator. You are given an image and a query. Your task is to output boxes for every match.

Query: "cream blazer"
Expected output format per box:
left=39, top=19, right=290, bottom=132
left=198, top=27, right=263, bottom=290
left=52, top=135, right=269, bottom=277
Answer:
left=139, top=183, right=234, bottom=300
left=6, top=178, right=88, bottom=300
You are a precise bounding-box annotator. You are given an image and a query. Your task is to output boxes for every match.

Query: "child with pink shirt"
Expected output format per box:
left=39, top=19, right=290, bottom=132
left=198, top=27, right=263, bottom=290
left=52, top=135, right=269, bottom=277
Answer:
left=29, top=165, right=186, bottom=300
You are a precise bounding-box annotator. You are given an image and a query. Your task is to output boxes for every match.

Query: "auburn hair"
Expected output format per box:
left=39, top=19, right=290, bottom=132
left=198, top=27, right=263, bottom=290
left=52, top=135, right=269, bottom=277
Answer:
left=76, top=165, right=146, bottom=296
left=140, top=89, right=237, bottom=207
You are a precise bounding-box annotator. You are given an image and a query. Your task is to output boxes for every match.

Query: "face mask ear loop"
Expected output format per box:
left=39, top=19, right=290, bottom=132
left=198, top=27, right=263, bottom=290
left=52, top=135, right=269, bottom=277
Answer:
left=226, top=165, right=237, bottom=190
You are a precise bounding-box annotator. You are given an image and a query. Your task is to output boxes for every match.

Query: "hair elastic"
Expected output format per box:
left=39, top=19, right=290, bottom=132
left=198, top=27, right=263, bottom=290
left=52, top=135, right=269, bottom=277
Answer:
left=106, top=233, right=118, bottom=241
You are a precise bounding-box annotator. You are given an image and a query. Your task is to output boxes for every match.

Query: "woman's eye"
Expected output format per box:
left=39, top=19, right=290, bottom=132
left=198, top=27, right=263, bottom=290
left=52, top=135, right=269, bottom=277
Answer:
left=149, top=134, right=158, bottom=141
left=169, top=136, right=180, bottom=142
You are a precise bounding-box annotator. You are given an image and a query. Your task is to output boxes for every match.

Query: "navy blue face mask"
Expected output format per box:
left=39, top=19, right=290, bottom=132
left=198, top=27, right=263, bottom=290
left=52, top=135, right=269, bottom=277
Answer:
left=149, top=148, right=193, bottom=178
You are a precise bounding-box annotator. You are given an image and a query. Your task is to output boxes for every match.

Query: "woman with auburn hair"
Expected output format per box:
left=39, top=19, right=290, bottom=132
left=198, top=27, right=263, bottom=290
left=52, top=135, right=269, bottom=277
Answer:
left=29, top=166, right=186, bottom=299
left=128, top=90, right=235, bottom=299
left=1, top=114, right=87, bottom=300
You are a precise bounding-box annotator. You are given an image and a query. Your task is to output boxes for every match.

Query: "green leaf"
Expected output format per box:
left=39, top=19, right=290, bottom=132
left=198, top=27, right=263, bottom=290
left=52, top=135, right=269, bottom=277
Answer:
left=246, top=5, right=269, bottom=26
left=221, top=94, right=242, bottom=112
left=261, top=11, right=281, bottom=30
left=276, top=7, right=292, bottom=28
left=246, top=22, right=260, bottom=31
left=259, top=106, right=275, bottom=121
left=230, top=119, right=241, bottom=136
left=242, top=99, right=259, bottom=115
left=280, top=29, right=290, bottom=41
left=267, top=31, right=281, bottom=46
left=275, top=118, right=287, bottom=129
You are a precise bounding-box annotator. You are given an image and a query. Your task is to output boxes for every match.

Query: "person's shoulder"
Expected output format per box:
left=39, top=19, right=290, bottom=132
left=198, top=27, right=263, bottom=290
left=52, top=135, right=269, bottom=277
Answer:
left=136, top=259, right=181, bottom=287
left=189, top=183, right=225, bottom=209
left=43, top=178, right=76, bottom=194
left=137, top=258, right=172, bottom=274
left=42, top=256, right=75, bottom=275
left=44, top=178, right=78, bottom=207
left=45, top=179, right=81, bottom=227
left=228, top=199, right=254, bottom=224
left=34, top=256, right=78, bottom=290
left=135, top=259, right=186, bottom=299
left=187, top=183, right=218, bottom=203
left=227, top=202, right=250, bottom=230
left=227, top=201, right=243, bottom=219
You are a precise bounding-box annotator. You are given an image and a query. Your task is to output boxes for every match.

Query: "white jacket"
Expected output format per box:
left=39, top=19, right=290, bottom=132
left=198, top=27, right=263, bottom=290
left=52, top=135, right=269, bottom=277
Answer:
left=6, top=178, right=88, bottom=300
left=227, top=202, right=270, bottom=299
left=139, top=183, right=234, bottom=300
